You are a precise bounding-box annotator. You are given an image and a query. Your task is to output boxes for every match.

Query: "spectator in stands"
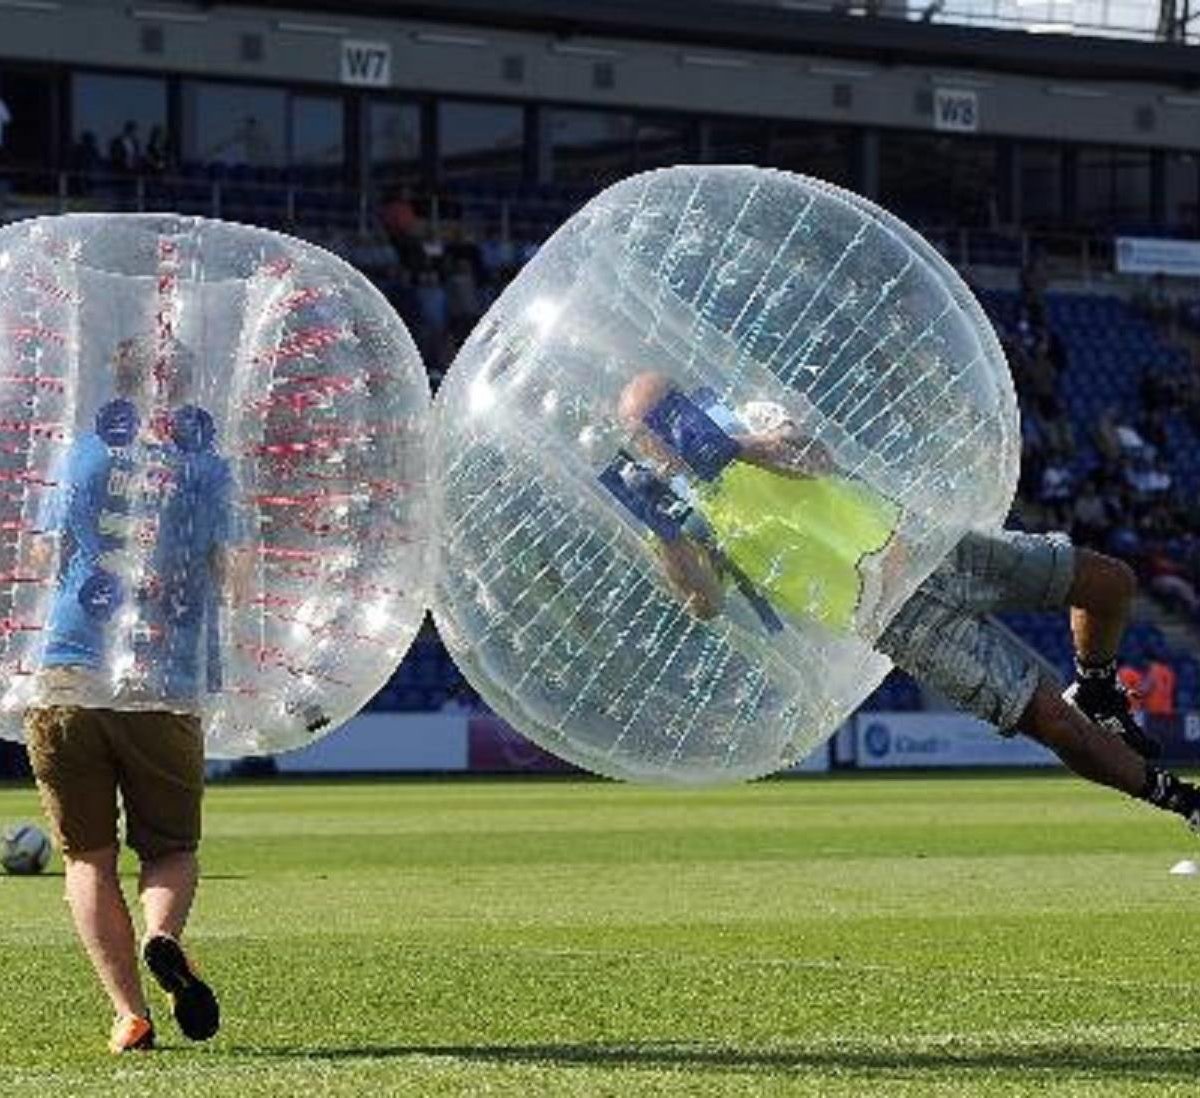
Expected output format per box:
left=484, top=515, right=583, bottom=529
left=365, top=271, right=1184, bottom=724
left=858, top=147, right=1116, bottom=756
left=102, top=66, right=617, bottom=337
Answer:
left=1139, top=273, right=1176, bottom=335
left=379, top=190, right=424, bottom=270
left=1038, top=456, right=1073, bottom=514
left=144, top=126, right=170, bottom=174
left=1072, top=477, right=1109, bottom=549
left=444, top=224, right=485, bottom=286
left=445, top=257, right=480, bottom=344
left=240, top=116, right=272, bottom=166
left=108, top=121, right=141, bottom=174
left=1037, top=393, right=1075, bottom=459
left=70, top=131, right=102, bottom=192
left=1026, top=333, right=1059, bottom=402
left=414, top=267, right=450, bottom=375
left=1019, top=254, right=1048, bottom=327
left=1143, top=652, right=1178, bottom=717
left=1145, top=546, right=1200, bottom=615
left=1125, top=452, right=1171, bottom=499
left=209, top=116, right=272, bottom=168
left=1096, top=407, right=1150, bottom=464
left=1106, top=517, right=1142, bottom=562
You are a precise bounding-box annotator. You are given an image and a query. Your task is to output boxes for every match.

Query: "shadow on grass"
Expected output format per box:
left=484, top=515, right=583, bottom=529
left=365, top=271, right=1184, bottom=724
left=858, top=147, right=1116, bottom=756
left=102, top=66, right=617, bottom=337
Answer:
left=229, top=1041, right=1200, bottom=1079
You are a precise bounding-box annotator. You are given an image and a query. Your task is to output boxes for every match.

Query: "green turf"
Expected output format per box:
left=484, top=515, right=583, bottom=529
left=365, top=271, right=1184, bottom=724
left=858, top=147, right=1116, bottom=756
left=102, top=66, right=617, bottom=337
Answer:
left=2, top=773, right=1200, bottom=1096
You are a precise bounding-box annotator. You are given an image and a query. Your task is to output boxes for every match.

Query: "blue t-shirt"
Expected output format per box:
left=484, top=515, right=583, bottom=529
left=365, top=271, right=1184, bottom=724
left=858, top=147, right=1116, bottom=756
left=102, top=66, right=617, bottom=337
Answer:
left=39, top=402, right=233, bottom=701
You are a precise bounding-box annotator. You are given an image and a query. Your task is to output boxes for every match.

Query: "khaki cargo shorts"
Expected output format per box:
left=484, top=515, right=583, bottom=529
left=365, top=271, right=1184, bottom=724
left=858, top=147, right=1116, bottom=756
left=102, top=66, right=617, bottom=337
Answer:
left=25, top=701, right=204, bottom=861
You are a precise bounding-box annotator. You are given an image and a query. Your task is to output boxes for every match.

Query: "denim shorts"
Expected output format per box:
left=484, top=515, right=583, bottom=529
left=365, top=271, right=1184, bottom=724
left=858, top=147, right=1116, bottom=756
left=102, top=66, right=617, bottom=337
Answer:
left=877, top=530, right=1075, bottom=731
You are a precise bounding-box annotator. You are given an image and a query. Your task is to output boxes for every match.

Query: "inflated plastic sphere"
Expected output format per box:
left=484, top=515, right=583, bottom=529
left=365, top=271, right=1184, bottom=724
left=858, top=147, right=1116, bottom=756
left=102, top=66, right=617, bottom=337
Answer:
left=433, top=166, right=1018, bottom=784
left=0, top=214, right=429, bottom=756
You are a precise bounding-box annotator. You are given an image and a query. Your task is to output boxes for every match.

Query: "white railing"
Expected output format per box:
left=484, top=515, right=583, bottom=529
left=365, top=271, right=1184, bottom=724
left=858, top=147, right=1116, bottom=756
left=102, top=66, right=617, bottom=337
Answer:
left=730, top=0, right=1191, bottom=43
left=1, top=169, right=1188, bottom=284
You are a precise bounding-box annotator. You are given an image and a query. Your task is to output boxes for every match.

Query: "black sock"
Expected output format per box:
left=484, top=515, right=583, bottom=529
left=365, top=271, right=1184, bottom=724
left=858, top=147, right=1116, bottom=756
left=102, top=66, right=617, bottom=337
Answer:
left=1140, top=766, right=1200, bottom=818
left=1075, top=657, right=1117, bottom=684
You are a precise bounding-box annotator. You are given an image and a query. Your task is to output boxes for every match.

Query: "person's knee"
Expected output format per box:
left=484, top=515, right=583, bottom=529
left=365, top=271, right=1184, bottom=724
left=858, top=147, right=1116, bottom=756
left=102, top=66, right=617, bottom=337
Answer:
left=137, top=845, right=197, bottom=870
left=1015, top=679, right=1085, bottom=748
left=1070, top=549, right=1136, bottom=613
left=63, top=844, right=120, bottom=880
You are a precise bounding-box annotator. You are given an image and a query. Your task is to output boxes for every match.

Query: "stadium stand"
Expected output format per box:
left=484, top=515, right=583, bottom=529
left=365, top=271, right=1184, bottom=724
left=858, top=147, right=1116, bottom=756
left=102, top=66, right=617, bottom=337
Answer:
left=5, top=0, right=1200, bottom=718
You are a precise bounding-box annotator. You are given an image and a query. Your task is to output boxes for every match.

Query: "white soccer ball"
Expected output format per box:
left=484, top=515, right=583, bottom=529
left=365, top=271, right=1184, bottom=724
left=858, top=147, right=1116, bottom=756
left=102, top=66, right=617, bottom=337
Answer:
left=1, top=822, right=52, bottom=875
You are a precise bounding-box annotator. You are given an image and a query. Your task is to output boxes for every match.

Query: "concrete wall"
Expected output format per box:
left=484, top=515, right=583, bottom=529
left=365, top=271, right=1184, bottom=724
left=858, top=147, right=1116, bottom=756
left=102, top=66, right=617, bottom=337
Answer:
left=1, top=0, right=1199, bottom=149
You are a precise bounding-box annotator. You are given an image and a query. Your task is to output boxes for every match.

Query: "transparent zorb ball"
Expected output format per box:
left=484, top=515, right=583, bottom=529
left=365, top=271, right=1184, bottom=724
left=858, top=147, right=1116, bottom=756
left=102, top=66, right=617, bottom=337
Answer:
left=0, top=214, right=430, bottom=756
left=433, top=166, right=1018, bottom=785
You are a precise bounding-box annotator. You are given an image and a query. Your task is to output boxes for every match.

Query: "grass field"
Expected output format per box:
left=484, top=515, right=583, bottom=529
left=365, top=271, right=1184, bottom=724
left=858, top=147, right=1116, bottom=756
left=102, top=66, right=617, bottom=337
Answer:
left=2, top=773, right=1200, bottom=1097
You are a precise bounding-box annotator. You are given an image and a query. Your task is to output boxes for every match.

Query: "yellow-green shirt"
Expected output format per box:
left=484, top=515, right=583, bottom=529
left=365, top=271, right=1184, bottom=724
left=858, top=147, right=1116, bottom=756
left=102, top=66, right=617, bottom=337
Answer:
left=698, top=462, right=900, bottom=631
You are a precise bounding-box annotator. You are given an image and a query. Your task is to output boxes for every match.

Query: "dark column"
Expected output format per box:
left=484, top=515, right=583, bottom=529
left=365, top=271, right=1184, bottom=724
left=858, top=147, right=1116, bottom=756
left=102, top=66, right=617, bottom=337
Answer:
left=1150, top=148, right=1167, bottom=229
left=421, top=98, right=439, bottom=188
left=1060, top=144, right=1078, bottom=229
left=855, top=127, right=880, bottom=201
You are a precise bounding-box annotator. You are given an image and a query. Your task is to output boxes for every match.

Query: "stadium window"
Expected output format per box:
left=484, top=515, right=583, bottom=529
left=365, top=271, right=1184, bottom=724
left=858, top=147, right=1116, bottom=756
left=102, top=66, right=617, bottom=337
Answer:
left=438, top=100, right=524, bottom=183
left=367, top=101, right=422, bottom=187
left=762, top=122, right=854, bottom=188
left=707, top=119, right=770, bottom=164
left=1079, top=146, right=1152, bottom=231
left=632, top=117, right=695, bottom=173
left=1019, top=143, right=1062, bottom=227
left=1165, top=153, right=1199, bottom=237
left=548, top=109, right=637, bottom=186
left=879, top=132, right=997, bottom=227
left=181, top=81, right=286, bottom=168
left=0, top=69, right=58, bottom=172
left=291, top=96, right=343, bottom=168
left=71, top=73, right=167, bottom=173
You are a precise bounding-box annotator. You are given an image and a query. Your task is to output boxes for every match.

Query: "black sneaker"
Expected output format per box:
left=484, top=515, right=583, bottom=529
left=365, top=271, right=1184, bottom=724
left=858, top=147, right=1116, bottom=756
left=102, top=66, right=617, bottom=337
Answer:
left=143, top=934, right=220, bottom=1041
left=1063, top=678, right=1161, bottom=759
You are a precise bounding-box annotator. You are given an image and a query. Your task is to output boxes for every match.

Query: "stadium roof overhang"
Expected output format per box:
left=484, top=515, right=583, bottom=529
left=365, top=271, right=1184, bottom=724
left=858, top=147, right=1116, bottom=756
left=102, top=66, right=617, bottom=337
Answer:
left=225, top=0, right=1200, bottom=87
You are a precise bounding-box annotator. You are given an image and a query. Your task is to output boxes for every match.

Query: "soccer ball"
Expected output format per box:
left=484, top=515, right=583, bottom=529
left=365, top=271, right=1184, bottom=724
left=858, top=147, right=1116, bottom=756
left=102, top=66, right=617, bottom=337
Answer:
left=1, top=823, right=52, bottom=875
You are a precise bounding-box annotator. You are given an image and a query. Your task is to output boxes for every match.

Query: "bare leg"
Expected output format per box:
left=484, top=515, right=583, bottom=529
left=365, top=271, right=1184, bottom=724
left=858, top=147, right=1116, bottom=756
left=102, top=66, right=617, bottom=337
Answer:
left=1017, top=679, right=1146, bottom=794
left=139, top=850, right=199, bottom=942
left=64, top=847, right=148, bottom=1018
left=1068, top=549, right=1136, bottom=665
left=1019, top=678, right=1200, bottom=825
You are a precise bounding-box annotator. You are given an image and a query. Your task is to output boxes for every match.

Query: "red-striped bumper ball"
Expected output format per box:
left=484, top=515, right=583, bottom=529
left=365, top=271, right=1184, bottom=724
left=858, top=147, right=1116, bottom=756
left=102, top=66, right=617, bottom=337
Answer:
left=0, top=214, right=430, bottom=757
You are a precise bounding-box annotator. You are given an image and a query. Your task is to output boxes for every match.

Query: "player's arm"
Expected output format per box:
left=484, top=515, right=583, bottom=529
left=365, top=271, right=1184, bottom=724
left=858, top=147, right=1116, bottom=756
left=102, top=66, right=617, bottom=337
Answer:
left=209, top=544, right=253, bottom=604
left=735, top=426, right=834, bottom=478
left=656, top=535, right=724, bottom=621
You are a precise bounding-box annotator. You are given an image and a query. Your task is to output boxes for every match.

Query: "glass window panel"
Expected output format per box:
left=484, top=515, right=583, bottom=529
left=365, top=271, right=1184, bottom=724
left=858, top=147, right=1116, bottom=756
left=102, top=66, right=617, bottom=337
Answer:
left=1166, top=153, right=1199, bottom=235
left=1020, top=144, right=1062, bottom=226
left=182, top=82, right=287, bottom=167
left=291, top=96, right=343, bottom=167
left=708, top=119, right=768, bottom=164
left=549, top=109, right=636, bottom=186
left=633, top=117, right=693, bottom=173
left=763, top=122, right=853, bottom=188
left=1079, top=146, right=1151, bottom=228
left=72, top=73, right=167, bottom=171
left=439, top=101, right=523, bottom=182
left=368, top=101, right=422, bottom=186
left=880, top=132, right=997, bottom=226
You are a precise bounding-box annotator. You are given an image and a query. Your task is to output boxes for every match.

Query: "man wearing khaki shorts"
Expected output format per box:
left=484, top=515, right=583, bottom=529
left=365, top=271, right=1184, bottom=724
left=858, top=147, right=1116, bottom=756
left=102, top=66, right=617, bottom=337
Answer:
left=26, top=339, right=229, bottom=1053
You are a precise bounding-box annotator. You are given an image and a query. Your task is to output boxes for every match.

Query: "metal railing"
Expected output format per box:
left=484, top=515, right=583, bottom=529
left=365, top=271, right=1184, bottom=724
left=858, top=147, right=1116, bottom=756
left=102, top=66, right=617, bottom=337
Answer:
left=0, top=168, right=1185, bottom=285
left=725, top=0, right=1191, bottom=43
left=0, top=168, right=583, bottom=248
